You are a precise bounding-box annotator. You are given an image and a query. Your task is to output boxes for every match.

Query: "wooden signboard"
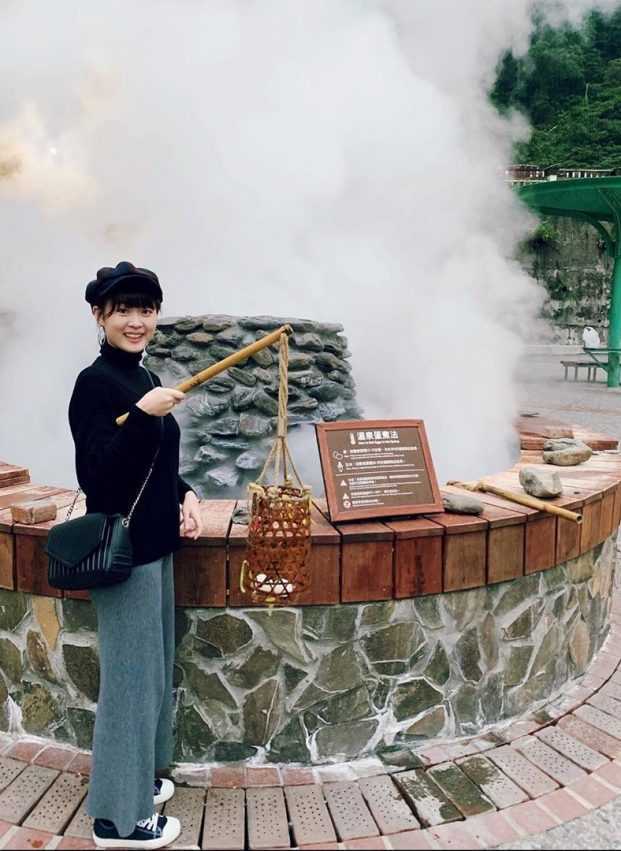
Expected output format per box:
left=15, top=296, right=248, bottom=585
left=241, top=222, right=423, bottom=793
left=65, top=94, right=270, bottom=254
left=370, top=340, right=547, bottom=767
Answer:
left=315, top=419, right=443, bottom=523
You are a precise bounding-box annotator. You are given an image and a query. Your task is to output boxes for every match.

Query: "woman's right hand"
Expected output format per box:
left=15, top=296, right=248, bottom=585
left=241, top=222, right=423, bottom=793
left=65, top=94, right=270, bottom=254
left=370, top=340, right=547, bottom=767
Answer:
left=136, top=387, right=186, bottom=416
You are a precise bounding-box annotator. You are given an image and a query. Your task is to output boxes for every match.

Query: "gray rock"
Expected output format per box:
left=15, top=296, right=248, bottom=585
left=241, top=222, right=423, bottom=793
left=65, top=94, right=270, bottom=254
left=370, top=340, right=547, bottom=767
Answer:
left=197, top=614, right=253, bottom=655
left=250, top=348, right=274, bottom=368
left=519, top=466, right=563, bottom=498
left=26, top=631, right=55, bottom=682
left=176, top=705, right=215, bottom=759
left=455, top=627, right=482, bottom=682
left=317, top=321, right=345, bottom=333
left=172, top=345, right=196, bottom=362
left=62, top=599, right=97, bottom=632
left=288, top=370, right=324, bottom=388
left=202, top=317, right=234, bottom=332
left=267, top=717, right=310, bottom=763
left=226, top=648, right=280, bottom=690
left=254, top=391, right=279, bottom=416
left=208, top=437, right=251, bottom=451
left=175, top=318, right=203, bottom=333
left=229, top=367, right=256, bottom=387
left=303, top=606, right=358, bottom=641
left=243, top=679, right=281, bottom=745
left=21, top=684, right=60, bottom=733
left=393, top=678, right=443, bottom=721
left=249, top=611, right=312, bottom=665
left=404, top=706, right=447, bottom=738
left=442, top=493, right=484, bottom=515
left=265, top=383, right=303, bottom=400
left=315, top=644, right=363, bottom=691
left=63, top=644, right=100, bottom=702
left=360, top=601, right=395, bottom=628
left=0, top=590, right=28, bottom=631
left=315, top=719, right=377, bottom=760
left=0, top=638, right=23, bottom=683
left=240, top=316, right=284, bottom=331
left=235, top=450, right=264, bottom=470
left=205, top=466, right=239, bottom=489
left=210, top=344, right=238, bottom=361
left=327, top=370, right=350, bottom=385
left=207, top=375, right=235, bottom=393
left=157, top=316, right=184, bottom=329
left=203, top=417, right=240, bottom=437
left=186, top=331, right=214, bottom=346
left=323, top=338, right=346, bottom=355
left=194, top=446, right=228, bottom=467
left=67, top=707, right=95, bottom=749
left=185, top=663, right=236, bottom=707
left=192, top=395, right=230, bottom=418
left=213, top=742, right=258, bottom=762
left=413, top=596, right=444, bottom=630
left=289, top=397, right=320, bottom=412
left=292, top=333, right=324, bottom=351
left=543, top=443, right=593, bottom=467
left=288, top=352, right=314, bottom=371
left=316, top=352, right=348, bottom=372
left=253, top=367, right=275, bottom=384
left=309, top=381, right=342, bottom=402
left=424, top=642, right=450, bottom=686
left=217, top=327, right=245, bottom=346
left=239, top=413, right=272, bottom=438
left=231, top=388, right=256, bottom=411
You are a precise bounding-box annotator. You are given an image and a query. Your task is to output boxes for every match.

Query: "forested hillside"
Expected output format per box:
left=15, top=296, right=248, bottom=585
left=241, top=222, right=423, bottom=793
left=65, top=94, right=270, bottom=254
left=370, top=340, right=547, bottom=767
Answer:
left=492, top=8, right=621, bottom=167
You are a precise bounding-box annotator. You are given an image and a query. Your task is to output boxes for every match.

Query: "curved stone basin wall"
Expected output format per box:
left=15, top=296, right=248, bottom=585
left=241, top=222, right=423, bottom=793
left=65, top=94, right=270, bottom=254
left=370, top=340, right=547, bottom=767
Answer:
left=0, top=441, right=619, bottom=763
left=0, top=536, right=613, bottom=764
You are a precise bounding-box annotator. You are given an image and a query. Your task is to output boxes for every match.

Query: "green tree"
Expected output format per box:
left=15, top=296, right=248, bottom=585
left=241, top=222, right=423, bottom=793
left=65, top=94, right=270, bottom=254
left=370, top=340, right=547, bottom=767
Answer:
left=490, top=8, right=621, bottom=169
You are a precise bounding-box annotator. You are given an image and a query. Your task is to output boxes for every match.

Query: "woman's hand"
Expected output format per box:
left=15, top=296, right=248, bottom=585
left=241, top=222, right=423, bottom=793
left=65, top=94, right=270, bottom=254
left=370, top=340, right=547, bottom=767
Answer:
left=136, top=387, right=185, bottom=417
left=180, top=491, right=202, bottom=540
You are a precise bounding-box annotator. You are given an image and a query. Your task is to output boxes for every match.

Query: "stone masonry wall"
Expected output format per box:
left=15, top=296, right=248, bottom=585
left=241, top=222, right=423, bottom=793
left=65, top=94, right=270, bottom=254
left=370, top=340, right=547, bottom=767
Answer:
left=142, top=315, right=360, bottom=498
left=0, top=536, right=614, bottom=764
left=519, top=217, right=614, bottom=344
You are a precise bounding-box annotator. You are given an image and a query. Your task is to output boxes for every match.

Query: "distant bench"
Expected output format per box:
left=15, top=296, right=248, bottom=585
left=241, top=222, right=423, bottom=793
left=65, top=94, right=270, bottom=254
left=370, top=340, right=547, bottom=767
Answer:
left=560, top=359, right=606, bottom=381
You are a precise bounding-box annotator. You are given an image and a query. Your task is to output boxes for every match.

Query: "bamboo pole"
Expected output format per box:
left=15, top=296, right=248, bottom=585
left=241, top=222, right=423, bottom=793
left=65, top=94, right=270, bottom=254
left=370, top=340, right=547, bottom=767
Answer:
left=447, top=480, right=582, bottom=524
left=116, top=324, right=293, bottom=425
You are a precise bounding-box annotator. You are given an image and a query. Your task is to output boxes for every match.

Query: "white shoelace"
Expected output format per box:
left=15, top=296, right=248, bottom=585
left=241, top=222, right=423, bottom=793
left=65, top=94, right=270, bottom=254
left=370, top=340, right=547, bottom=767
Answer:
left=136, top=813, right=159, bottom=832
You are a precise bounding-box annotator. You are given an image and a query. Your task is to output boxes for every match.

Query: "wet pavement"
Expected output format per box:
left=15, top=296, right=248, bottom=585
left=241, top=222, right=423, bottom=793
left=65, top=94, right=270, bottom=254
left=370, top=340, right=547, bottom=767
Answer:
left=502, top=349, right=621, bottom=850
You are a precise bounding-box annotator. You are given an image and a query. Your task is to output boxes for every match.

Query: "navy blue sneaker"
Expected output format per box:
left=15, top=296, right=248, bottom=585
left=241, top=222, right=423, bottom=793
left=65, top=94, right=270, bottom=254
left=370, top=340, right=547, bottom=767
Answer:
left=92, top=812, right=181, bottom=848
left=154, top=778, right=175, bottom=805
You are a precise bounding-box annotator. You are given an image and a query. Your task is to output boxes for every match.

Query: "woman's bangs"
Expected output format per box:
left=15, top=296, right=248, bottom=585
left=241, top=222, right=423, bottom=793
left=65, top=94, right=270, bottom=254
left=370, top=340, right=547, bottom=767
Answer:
left=109, top=291, right=161, bottom=312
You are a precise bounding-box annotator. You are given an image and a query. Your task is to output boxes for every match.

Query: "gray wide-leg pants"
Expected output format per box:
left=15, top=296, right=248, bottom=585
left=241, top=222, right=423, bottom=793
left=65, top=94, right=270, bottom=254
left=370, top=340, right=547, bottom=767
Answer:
left=86, top=553, right=175, bottom=838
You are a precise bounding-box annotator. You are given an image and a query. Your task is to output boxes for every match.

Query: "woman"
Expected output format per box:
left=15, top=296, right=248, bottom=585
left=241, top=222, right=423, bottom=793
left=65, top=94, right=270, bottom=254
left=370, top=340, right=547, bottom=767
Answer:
left=69, top=261, right=203, bottom=849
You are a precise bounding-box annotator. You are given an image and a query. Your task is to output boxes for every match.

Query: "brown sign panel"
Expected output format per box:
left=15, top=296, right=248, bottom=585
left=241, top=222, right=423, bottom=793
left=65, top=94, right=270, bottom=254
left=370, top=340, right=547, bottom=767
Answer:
left=315, top=419, right=443, bottom=523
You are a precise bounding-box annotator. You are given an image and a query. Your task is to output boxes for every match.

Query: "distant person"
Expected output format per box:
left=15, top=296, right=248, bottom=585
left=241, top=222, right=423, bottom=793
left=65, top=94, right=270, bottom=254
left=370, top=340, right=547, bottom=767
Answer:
left=69, top=262, right=203, bottom=849
left=582, top=326, right=601, bottom=348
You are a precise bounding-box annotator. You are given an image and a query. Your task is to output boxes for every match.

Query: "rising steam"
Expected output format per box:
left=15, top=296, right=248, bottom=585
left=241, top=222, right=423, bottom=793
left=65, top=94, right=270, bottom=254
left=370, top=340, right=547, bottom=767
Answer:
left=0, top=0, right=619, bottom=488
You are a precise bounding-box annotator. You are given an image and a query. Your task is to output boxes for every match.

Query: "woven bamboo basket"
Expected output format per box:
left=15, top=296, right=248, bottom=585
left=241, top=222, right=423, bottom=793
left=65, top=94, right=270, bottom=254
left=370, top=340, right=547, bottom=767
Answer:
left=240, top=332, right=312, bottom=604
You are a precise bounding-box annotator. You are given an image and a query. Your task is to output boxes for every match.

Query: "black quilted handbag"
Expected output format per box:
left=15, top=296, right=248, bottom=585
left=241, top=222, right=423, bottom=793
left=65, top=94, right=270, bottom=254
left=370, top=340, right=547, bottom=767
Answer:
left=47, top=369, right=161, bottom=591
left=46, top=446, right=158, bottom=591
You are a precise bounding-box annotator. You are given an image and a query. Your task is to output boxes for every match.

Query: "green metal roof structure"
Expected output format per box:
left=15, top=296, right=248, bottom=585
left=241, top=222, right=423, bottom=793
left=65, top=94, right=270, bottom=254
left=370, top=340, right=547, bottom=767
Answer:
left=518, top=177, right=621, bottom=386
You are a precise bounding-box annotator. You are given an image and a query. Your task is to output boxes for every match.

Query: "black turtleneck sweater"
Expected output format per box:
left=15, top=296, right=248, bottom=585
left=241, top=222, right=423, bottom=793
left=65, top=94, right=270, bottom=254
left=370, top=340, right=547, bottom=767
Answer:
left=68, top=341, right=194, bottom=567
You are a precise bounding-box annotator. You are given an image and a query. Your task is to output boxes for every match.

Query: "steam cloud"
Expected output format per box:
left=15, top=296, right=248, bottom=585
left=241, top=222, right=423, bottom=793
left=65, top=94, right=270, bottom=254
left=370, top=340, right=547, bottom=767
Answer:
left=0, top=0, right=619, bottom=490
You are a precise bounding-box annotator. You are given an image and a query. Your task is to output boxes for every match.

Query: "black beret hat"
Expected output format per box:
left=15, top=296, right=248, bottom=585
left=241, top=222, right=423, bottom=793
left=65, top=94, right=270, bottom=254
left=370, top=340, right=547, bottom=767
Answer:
left=85, top=261, right=163, bottom=306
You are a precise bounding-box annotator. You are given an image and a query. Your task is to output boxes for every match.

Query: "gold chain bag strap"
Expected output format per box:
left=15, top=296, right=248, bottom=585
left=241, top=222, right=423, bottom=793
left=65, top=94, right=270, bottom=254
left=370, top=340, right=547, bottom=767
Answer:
left=46, top=368, right=160, bottom=590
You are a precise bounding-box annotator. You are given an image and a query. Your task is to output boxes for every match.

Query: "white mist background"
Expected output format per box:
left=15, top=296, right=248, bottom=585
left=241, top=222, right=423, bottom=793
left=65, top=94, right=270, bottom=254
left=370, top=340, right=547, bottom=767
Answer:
left=0, top=0, right=619, bottom=491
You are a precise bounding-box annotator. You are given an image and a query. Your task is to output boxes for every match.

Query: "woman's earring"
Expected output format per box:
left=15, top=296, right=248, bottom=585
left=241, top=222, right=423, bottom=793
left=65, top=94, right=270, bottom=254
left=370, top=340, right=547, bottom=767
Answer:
left=97, top=327, right=105, bottom=346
